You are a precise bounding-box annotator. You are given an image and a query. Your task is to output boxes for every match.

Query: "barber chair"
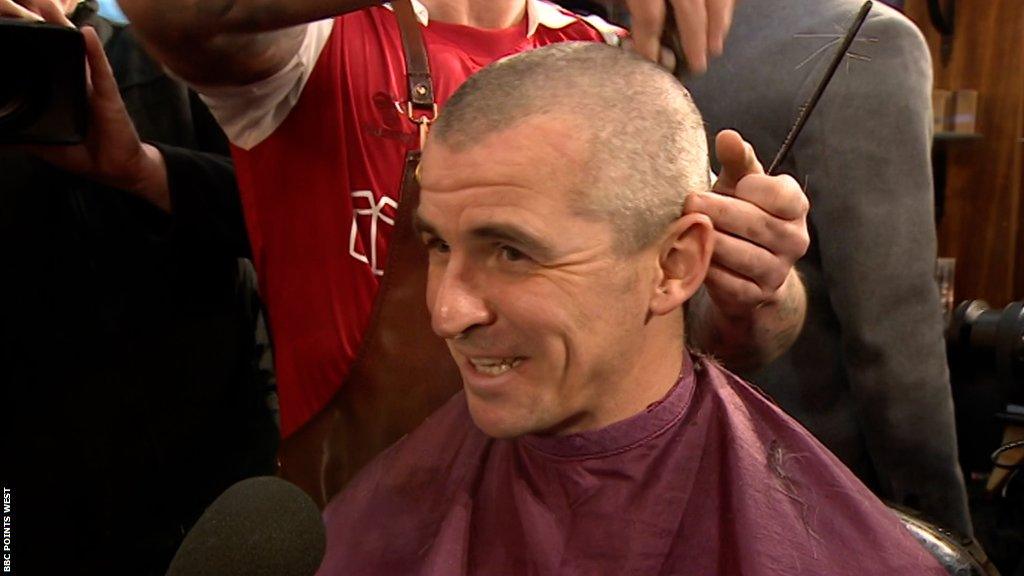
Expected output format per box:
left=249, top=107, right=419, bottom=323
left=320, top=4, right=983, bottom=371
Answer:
left=892, top=507, right=1000, bottom=575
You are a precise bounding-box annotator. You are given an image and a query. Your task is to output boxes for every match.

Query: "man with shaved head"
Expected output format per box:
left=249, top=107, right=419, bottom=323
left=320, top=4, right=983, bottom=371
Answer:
left=115, top=0, right=813, bottom=496
left=316, top=43, right=944, bottom=575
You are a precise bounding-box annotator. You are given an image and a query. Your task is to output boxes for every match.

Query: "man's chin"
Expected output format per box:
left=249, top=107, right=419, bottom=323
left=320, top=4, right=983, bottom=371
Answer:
left=464, top=395, right=532, bottom=439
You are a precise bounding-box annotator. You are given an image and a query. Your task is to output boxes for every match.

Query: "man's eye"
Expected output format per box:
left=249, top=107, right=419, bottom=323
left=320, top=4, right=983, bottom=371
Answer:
left=500, top=245, right=526, bottom=262
left=425, top=238, right=450, bottom=253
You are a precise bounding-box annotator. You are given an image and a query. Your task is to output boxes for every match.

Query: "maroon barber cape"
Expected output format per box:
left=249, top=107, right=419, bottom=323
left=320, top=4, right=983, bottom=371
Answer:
left=318, top=353, right=944, bottom=575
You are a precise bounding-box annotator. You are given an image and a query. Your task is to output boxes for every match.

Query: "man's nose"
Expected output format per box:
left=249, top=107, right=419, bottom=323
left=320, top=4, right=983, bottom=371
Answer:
left=430, top=262, right=493, bottom=340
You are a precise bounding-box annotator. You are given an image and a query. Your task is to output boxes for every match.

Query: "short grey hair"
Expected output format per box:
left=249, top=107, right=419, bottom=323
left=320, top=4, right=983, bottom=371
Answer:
left=431, top=42, right=710, bottom=251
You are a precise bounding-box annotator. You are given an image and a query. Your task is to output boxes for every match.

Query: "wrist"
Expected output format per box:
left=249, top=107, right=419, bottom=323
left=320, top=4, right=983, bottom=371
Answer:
left=711, top=269, right=802, bottom=334
left=128, top=143, right=172, bottom=212
left=761, top=269, right=800, bottom=310
left=704, top=270, right=805, bottom=370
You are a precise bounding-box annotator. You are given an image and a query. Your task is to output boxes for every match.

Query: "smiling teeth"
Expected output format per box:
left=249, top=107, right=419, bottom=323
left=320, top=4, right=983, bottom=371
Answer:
left=470, top=357, right=523, bottom=376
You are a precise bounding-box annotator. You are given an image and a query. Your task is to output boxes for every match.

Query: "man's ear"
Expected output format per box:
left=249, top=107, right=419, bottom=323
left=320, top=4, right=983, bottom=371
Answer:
left=649, top=212, right=714, bottom=316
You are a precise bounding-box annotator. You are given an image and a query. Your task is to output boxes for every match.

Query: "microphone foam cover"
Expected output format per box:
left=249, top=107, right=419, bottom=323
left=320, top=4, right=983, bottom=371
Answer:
left=166, top=476, right=326, bottom=576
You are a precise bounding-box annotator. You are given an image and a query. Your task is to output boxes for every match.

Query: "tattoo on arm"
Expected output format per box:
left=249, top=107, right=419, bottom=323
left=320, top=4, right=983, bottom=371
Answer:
left=685, top=272, right=806, bottom=372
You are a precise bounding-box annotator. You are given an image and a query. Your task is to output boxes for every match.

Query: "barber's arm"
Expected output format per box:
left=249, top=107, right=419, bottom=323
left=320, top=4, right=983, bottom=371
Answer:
left=115, top=0, right=737, bottom=87
left=115, top=0, right=376, bottom=87
left=798, top=16, right=968, bottom=534
left=684, top=130, right=810, bottom=371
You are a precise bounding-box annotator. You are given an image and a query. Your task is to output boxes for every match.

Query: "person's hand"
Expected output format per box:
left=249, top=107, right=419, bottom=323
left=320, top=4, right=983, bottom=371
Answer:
left=623, top=0, right=735, bottom=74
left=1, top=0, right=171, bottom=209
left=0, top=0, right=73, bottom=26
left=20, top=26, right=171, bottom=210
left=2, top=0, right=172, bottom=210
left=685, top=130, right=810, bottom=318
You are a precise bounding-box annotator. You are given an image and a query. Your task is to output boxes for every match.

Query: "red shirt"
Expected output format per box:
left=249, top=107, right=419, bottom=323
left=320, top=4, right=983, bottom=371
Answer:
left=226, top=5, right=612, bottom=437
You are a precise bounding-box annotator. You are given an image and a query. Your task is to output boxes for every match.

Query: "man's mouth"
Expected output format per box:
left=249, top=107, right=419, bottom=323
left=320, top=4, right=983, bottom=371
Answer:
left=467, top=357, right=524, bottom=376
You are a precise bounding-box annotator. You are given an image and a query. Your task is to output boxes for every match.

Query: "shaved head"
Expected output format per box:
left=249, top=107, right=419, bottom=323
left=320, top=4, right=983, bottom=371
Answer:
left=430, top=42, right=709, bottom=251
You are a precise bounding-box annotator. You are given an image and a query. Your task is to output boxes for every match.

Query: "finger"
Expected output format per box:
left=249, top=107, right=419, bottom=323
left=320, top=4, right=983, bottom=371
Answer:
left=685, top=192, right=807, bottom=258
left=714, top=129, right=764, bottom=191
left=670, top=0, right=708, bottom=74
left=709, top=231, right=789, bottom=293
left=732, top=173, right=810, bottom=221
left=706, top=0, right=734, bottom=56
left=0, top=0, right=44, bottom=21
left=26, top=0, right=73, bottom=26
left=622, top=37, right=678, bottom=72
left=658, top=44, right=677, bottom=72
left=626, top=0, right=666, bottom=62
left=81, top=27, right=120, bottom=103
left=703, top=264, right=767, bottom=313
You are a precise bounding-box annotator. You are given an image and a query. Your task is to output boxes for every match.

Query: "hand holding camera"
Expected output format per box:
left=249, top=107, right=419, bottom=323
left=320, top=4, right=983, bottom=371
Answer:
left=1, top=0, right=170, bottom=210
left=1, top=0, right=83, bottom=144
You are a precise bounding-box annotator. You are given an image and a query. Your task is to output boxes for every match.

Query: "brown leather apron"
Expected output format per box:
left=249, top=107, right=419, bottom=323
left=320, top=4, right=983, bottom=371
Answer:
left=277, top=0, right=462, bottom=507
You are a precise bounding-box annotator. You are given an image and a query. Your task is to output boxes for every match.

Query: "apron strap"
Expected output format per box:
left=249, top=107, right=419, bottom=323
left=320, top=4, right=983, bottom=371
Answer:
left=393, top=0, right=437, bottom=146
left=278, top=1, right=460, bottom=509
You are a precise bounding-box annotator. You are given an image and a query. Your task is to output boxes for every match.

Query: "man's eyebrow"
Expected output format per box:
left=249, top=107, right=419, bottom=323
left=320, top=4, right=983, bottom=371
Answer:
left=414, top=215, right=554, bottom=258
left=469, top=224, right=552, bottom=258
left=413, top=213, right=438, bottom=237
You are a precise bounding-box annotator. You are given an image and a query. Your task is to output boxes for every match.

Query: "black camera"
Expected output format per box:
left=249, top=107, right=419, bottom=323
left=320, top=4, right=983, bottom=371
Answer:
left=947, top=300, right=1024, bottom=471
left=948, top=300, right=1024, bottom=400
left=0, top=18, right=87, bottom=145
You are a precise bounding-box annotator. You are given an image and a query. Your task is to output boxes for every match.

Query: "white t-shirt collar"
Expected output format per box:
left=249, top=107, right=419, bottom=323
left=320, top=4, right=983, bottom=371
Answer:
left=385, top=0, right=578, bottom=37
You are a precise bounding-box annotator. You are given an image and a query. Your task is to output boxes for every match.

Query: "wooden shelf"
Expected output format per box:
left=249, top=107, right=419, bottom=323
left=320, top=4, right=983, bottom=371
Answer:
left=934, top=132, right=984, bottom=141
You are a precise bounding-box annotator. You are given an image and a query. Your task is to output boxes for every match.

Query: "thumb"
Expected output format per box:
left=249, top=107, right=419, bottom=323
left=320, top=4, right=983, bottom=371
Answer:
left=714, top=129, right=763, bottom=192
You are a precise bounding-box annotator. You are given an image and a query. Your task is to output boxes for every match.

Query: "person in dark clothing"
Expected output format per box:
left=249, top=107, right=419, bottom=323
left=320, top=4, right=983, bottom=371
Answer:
left=686, top=0, right=970, bottom=537
left=1, top=2, right=278, bottom=574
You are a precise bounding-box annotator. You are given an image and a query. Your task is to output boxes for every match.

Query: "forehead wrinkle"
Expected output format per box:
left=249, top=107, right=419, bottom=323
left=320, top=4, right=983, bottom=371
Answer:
left=418, top=182, right=540, bottom=238
left=456, top=204, right=554, bottom=245
left=422, top=115, right=590, bottom=194
left=461, top=208, right=619, bottom=271
left=416, top=190, right=556, bottom=254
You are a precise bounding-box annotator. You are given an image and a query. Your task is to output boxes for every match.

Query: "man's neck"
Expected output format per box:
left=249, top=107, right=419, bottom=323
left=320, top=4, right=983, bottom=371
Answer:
left=560, top=316, right=686, bottom=436
left=610, top=321, right=687, bottom=427
left=419, top=0, right=527, bottom=29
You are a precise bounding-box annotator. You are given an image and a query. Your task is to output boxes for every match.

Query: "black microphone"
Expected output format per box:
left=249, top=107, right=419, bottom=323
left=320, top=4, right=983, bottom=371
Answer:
left=166, top=476, right=326, bottom=576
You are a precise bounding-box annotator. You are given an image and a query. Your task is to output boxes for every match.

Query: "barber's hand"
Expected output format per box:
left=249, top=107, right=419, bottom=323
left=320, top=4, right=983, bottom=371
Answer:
left=21, top=26, right=171, bottom=210
left=0, top=0, right=73, bottom=26
left=623, top=0, right=734, bottom=74
left=685, top=130, right=810, bottom=318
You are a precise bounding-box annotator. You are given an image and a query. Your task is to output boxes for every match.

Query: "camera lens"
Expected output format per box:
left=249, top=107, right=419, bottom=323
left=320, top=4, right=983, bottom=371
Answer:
left=0, top=73, right=36, bottom=125
left=0, top=21, right=88, bottom=144
left=0, top=92, right=28, bottom=121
